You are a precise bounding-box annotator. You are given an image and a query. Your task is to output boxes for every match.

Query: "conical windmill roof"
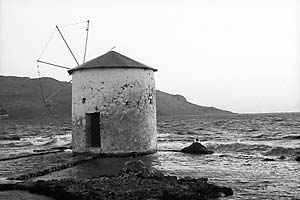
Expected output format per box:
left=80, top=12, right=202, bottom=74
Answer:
left=68, top=51, right=157, bottom=74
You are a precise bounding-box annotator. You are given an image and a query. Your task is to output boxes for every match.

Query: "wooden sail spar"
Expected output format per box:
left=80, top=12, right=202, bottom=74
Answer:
left=36, top=20, right=89, bottom=120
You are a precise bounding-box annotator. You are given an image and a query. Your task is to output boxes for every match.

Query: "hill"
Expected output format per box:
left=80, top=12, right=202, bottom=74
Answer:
left=0, top=76, right=233, bottom=119
left=156, top=90, right=233, bottom=116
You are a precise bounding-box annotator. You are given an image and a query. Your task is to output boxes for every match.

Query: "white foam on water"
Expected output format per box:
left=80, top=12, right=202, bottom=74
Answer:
left=25, top=136, right=54, bottom=146
left=53, top=134, right=72, bottom=146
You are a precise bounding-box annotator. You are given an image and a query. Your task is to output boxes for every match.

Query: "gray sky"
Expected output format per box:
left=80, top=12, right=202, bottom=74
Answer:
left=0, top=0, right=299, bottom=113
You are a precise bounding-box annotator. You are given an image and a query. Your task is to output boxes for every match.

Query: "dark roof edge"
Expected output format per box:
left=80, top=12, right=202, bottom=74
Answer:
left=68, top=65, right=158, bottom=75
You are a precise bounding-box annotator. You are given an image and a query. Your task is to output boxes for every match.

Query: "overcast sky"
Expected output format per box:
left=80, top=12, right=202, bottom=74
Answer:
left=0, top=0, right=299, bottom=113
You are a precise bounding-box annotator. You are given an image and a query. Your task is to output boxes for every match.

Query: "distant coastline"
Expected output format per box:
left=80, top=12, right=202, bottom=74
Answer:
left=0, top=75, right=234, bottom=119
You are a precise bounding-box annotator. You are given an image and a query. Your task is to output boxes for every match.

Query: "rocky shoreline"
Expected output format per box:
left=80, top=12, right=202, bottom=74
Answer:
left=0, top=160, right=233, bottom=200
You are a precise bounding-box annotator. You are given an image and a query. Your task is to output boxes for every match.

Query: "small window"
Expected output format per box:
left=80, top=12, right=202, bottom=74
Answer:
left=82, top=98, right=86, bottom=104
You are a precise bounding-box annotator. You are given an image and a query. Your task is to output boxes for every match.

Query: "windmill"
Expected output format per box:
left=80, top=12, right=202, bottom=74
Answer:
left=36, top=20, right=90, bottom=121
left=37, top=21, right=158, bottom=154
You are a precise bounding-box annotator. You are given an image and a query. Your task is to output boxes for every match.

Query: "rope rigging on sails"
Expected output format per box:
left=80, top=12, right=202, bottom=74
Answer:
left=36, top=20, right=90, bottom=121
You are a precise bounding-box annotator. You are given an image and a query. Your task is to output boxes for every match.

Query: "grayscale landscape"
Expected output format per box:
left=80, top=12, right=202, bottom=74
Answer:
left=0, top=0, right=299, bottom=199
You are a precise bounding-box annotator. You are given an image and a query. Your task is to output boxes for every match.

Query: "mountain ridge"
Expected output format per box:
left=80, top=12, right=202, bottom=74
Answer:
left=0, top=75, right=234, bottom=119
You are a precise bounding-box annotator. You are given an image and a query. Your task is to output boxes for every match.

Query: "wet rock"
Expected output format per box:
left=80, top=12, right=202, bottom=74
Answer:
left=279, top=155, right=286, bottom=160
left=180, top=142, right=213, bottom=155
left=121, top=159, right=150, bottom=178
left=0, top=160, right=234, bottom=200
left=149, top=171, right=165, bottom=180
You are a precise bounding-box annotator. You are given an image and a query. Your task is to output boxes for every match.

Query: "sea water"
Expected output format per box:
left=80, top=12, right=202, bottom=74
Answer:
left=0, top=113, right=299, bottom=199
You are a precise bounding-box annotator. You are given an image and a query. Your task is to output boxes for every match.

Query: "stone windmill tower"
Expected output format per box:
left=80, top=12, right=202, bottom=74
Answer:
left=68, top=51, right=158, bottom=155
left=37, top=21, right=157, bottom=156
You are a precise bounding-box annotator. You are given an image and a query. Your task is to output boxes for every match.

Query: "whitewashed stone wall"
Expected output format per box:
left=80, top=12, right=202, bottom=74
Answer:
left=71, top=68, right=157, bottom=155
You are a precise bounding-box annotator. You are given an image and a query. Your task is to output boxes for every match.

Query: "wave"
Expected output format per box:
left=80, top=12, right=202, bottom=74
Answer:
left=264, top=147, right=300, bottom=156
left=158, top=136, right=195, bottom=143
left=28, top=136, right=56, bottom=146
left=206, top=142, right=271, bottom=153
left=0, top=134, right=72, bottom=148
left=171, top=131, right=202, bottom=136
left=282, top=135, right=300, bottom=140
left=0, top=135, right=20, bottom=141
left=240, top=128, right=259, bottom=133
left=54, top=134, right=72, bottom=146
left=205, top=142, right=300, bottom=157
left=0, top=141, right=32, bottom=148
left=251, top=133, right=266, bottom=138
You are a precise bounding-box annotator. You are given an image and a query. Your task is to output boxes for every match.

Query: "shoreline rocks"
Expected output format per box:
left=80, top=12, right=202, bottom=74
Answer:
left=0, top=160, right=233, bottom=200
left=181, top=142, right=213, bottom=155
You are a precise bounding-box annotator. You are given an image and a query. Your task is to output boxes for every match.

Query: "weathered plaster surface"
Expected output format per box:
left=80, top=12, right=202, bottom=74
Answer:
left=71, top=68, right=157, bottom=154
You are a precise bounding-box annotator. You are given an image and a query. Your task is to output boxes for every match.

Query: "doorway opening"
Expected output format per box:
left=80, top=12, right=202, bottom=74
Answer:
left=86, top=112, right=101, bottom=147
